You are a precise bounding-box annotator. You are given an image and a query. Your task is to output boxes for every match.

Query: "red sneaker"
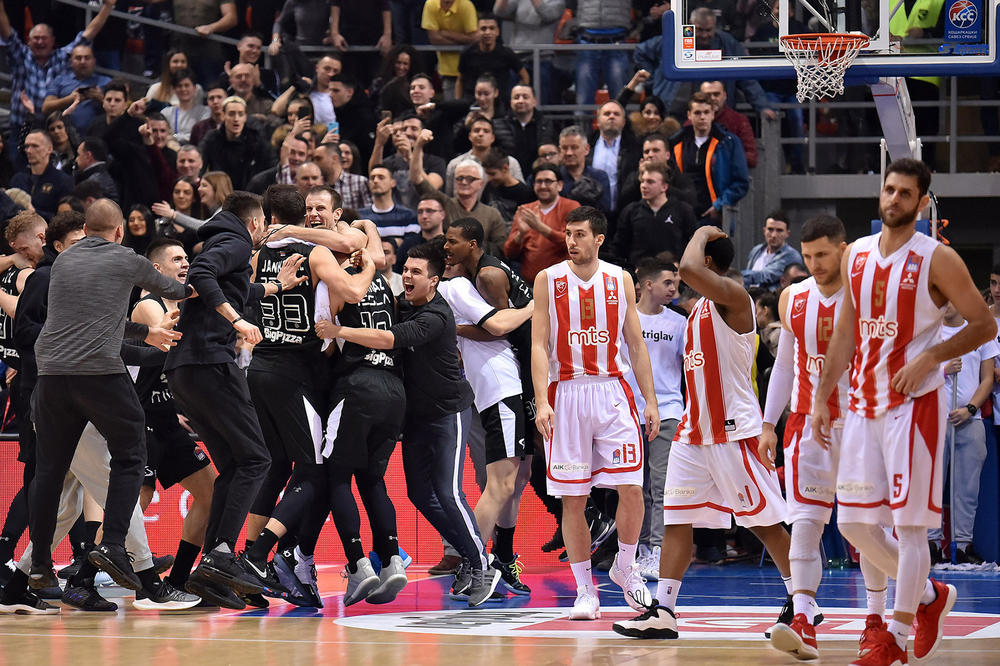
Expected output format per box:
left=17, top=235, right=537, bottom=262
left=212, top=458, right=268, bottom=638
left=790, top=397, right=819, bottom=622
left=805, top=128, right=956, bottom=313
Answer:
left=913, top=578, right=957, bottom=662
left=769, top=612, right=819, bottom=660
left=859, top=614, right=888, bottom=656
left=850, top=627, right=907, bottom=666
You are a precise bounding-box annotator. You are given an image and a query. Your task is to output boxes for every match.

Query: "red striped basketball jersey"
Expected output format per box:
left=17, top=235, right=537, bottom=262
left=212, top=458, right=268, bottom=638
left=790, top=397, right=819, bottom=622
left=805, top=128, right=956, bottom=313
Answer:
left=546, top=260, right=630, bottom=381
left=674, top=294, right=762, bottom=445
left=847, top=231, right=945, bottom=418
left=786, top=277, right=850, bottom=419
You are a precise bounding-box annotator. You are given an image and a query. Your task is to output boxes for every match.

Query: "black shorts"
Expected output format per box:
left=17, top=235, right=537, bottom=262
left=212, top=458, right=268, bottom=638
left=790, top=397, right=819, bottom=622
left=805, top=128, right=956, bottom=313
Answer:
left=479, top=394, right=526, bottom=465
left=247, top=369, right=326, bottom=466
left=326, top=367, right=405, bottom=475
left=142, top=408, right=211, bottom=489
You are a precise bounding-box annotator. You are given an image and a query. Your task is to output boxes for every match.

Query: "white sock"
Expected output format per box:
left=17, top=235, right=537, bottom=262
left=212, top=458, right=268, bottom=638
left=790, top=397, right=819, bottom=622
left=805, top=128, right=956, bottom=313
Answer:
left=656, top=577, right=682, bottom=611
left=888, top=618, right=910, bottom=650
left=920, top=578, right=936, bottom=605
left=792, top=592, right=817, bottom=623
left=616, top=540, right=637, bottom=569
left=866, top=587, right=888, bottom=617
left=570, top=560, right=595, bottom=593
left=782, top=575, right=794, bottom=595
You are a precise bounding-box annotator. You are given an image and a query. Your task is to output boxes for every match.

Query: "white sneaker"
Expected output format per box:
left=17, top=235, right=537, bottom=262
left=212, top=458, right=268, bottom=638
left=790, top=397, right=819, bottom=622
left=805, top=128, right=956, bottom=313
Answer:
left=640, top=546, right=661, bottom=580
left=569, top=587, right=600, bottom=620
left=366, top=555, right=407, bottom=604
left=342, top=558, right=379, bottom=607
left=609, top=558, right=653, bottom=611
left=613, top=604, right=679, bottom=639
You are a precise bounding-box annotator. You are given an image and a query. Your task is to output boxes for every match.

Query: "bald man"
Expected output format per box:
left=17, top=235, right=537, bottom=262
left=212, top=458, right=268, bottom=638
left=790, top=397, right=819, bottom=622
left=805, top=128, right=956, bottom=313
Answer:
left=28, top=199, right=191, bottom=597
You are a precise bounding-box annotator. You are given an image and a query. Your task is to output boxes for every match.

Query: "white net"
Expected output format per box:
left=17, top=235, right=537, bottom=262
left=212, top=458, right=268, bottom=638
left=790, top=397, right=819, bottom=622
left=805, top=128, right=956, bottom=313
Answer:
left=781, top=33, right=870, bottom=103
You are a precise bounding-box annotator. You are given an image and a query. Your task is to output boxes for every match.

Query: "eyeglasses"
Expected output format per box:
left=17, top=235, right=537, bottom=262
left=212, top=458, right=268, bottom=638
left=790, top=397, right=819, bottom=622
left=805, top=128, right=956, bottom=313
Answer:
left=455, top=175, right=480, bottom=184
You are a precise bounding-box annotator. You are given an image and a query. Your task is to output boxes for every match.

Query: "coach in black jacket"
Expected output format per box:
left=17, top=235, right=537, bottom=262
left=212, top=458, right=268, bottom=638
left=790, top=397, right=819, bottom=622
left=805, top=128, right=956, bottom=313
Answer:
left=164, top=192, right=273, bottom=609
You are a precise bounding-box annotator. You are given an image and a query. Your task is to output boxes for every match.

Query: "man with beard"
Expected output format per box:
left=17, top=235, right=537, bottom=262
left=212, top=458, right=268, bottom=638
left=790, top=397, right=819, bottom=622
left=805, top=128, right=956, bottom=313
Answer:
left=812, top=159, right=996, bottom=665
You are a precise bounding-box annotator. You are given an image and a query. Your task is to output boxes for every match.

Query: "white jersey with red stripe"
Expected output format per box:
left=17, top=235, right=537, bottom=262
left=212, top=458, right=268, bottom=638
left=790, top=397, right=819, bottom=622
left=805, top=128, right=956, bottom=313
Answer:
left=546, top=260, right=630, bottom=382
left=847, top=231, right=945, bottom=418
left=786, top=277, right=850, bottom=419
left=674, top=294, right=761, bottom=445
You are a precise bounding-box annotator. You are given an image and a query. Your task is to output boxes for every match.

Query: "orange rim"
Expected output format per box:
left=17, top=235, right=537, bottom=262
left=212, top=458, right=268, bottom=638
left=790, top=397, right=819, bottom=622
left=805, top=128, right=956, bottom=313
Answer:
left=780, top=32, right=871, bottom=53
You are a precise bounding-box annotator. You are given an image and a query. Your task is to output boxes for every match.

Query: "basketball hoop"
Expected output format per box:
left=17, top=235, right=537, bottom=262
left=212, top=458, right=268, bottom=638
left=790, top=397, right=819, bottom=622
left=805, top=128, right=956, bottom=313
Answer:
left=780, top=33, right=871, bottom=103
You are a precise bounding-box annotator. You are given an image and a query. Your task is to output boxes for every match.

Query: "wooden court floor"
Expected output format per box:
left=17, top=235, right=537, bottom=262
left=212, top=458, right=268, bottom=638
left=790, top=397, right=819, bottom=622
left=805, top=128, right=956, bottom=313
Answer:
left=1, top=563, right=999, bottom=665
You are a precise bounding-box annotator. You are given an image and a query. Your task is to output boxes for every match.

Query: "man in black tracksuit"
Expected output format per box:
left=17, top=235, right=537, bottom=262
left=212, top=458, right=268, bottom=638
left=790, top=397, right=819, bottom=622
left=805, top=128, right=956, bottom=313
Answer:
left=164, top=191, right=277, bottom=610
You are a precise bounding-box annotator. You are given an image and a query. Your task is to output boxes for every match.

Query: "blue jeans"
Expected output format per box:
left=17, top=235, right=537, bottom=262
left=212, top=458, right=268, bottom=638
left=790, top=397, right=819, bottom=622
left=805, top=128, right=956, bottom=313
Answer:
left=929, top=418, right=988, bottom=547
left=766, top=91, right=805, bottom=174
left=575, top=45, right=630, bottom=107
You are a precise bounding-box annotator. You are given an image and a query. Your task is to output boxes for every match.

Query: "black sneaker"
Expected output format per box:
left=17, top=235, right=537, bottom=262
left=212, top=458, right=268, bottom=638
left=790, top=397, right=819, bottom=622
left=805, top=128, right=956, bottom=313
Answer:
left=133, top=579, right=201, bottom=610
left=492, top=554, right=530, bottom=596
left=185, top=572, right=246, bottom=610
left=589, top=517, right=616, bottom=553
left=242, top=554, right=290, bottom=595
left=929, top=541, right=944, bottom=565
left=27, top=565, right=63, bottom=599
left=61, top=583, right=117, bottom=611
left=57, top=556, right=85, bottom=580
left=195, top=550, right=266, bottom=596
left=956, top=544, right=985, bottom=565
left=613, top=603, right=678, bottom=639
left=0, top=588, right=60, bottom=615
left=153, top=554, right=175, bottom=575
left=449, top=559, right=472, bottom=599
left=88, top=544, right=142, bottom=591
left=540, top=526, right=564, bottom=553
left=242, top=593, right=270, bottom=608
left=764, top=595, right=825, bottom=638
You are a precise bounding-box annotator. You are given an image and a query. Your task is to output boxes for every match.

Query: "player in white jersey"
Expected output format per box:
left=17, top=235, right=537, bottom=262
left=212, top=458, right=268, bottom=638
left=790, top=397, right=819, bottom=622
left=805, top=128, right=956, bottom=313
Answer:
left=813, top=159, right=997, bottom=666
left=531, top=206, right=660, bottom=620
left=614, top=225, right=791, bottom=641
left=761, top=215, right=886, bottom=660
left=989, top=266, right=1000, bottom=418
left=438, top=272, right=535, bottom=596
left=623, top=256, right=686, bottom=579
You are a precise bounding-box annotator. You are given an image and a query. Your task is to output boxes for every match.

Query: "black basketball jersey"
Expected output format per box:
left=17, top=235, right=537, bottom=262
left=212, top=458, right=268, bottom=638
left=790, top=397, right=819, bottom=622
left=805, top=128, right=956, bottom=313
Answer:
left=131, top=293, right=174, bottom=411
left=333, top=271, right=400, bottom=375
left=0, top=265, right=26, bottom=369
left=472, top=253, right=532, bottom=375
left=250, top=242, right=323, bottom=377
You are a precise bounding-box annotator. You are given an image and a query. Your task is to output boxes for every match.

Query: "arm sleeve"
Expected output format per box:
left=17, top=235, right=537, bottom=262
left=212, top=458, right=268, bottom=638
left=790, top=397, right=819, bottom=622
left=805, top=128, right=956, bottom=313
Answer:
left=762, top=327, right=795, bottom=425
left=124, top=320, right=150, bottom=341
left=248, top=282, right=266, bottom=302
left=389, top=307, right=448, bottom=348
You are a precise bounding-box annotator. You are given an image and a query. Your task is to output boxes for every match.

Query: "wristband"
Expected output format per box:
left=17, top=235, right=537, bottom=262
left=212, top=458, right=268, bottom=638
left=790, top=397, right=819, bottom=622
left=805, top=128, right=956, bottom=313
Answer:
left=232, top=316, right=243, bottom=326
left=275, top=282, right=284, bottom=295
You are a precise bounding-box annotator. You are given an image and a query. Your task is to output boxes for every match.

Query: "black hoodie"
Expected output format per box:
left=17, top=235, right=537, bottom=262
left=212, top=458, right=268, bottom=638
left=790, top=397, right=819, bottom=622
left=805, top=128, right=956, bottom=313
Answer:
left=164, top=211, right=265, bottom=369
left=12, top=245, right=58, bottom=383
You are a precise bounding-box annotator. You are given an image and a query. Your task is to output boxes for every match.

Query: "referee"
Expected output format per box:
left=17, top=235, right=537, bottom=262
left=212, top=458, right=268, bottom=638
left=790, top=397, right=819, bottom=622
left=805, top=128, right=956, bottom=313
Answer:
left=29, top=199, right=189, bottom=591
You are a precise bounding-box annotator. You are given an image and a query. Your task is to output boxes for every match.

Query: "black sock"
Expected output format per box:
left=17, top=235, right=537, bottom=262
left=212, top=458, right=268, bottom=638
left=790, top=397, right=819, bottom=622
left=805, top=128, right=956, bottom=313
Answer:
left=68, top=516, right=87, bottom=557
left=84, top=521, right=101, bottom=547
left=345, top=537, right=364, bottom=571
left=247, top=529, right=279, bottom=565
left=70, top=560, right=99, bottom=587
left=136, top=566, right=159, bottom=591
left=375, top=534, right=399, bottom=564
left=245, top=539, right=255, bottom=551
left=1, top=568, right=27, bottom=601
left=168, top=539, right=201, bottom=587
left=276, top=531, right=297, bottom=555
left=493, top=526, right=516, bottom=563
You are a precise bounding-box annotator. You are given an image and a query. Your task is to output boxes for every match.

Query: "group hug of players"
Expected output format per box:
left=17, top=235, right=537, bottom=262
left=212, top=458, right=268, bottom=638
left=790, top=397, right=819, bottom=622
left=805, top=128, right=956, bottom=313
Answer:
left=0, top=157, right=990, bottom=666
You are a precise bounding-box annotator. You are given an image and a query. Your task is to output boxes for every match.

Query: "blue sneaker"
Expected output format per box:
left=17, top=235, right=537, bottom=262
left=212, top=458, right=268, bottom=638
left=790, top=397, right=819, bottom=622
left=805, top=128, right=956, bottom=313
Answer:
left=369, top=547, right=412, bottom=575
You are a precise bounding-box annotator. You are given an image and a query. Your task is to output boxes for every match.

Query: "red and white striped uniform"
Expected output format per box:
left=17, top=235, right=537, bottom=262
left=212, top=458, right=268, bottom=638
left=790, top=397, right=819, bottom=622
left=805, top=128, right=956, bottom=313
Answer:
left=847, top=232, right=944, bottom=418
left=674, top=294, right=761, bottom=445
left=786, top=277, right=850, bottom=419
left=546, top=260, right=630, bottom=382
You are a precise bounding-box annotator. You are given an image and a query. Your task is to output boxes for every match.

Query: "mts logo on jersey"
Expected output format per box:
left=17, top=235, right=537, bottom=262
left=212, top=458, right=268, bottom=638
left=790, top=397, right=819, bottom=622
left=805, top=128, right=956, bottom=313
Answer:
left=860, top=316, right=898, bottom=339
left=567, top=327, right=610, bottom=346
left=683, top=350, right=704, bottom=371
left=806, top=353, right=825, bottom=374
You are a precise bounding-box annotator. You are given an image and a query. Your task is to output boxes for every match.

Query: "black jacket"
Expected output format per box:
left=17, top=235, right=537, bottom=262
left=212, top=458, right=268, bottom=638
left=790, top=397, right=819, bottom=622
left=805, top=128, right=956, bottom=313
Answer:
left=199, top=125, right=274, bottom=190
left=611, top=197, right=699, bottom=271
left=75, top=162, right=120, bottom=203
left=494, top=109, right=556, bottom=177
left=12, top=245, right=57, bottom=383
left=164, top=211, right=265, bottom=370
left=246, top=166, right=280, bottom=195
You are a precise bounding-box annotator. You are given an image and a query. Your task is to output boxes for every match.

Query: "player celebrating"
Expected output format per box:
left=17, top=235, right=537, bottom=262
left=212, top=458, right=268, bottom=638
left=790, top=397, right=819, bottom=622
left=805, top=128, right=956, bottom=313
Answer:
left=813, top=159, right=996, bottom=666
left=614, top=225, right=791, bottom=639
left=760, top=215, right=883, bottom=659
left=531, top=206, right=660, bottom=620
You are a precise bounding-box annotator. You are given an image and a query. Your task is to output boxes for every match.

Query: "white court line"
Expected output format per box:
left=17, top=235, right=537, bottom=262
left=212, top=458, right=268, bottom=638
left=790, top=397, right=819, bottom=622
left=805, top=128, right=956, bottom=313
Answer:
left=0, top=631, right=993, bottom=652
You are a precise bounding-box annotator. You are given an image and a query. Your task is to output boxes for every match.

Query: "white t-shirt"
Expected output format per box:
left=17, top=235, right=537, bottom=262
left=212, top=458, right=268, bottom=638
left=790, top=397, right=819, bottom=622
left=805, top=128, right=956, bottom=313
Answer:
left=943, top=322, right=1000, bottom=419
left=990, top=315, right=1000, bottom=413
left=438, top=277, right=521, bottom=411
left=624, top=306, right=687, bottom=423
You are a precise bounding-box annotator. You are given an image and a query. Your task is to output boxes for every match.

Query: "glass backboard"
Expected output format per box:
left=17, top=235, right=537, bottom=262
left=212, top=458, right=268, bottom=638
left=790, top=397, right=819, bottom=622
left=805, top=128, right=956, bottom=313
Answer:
left=663, top=0, right=999, bottom=81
